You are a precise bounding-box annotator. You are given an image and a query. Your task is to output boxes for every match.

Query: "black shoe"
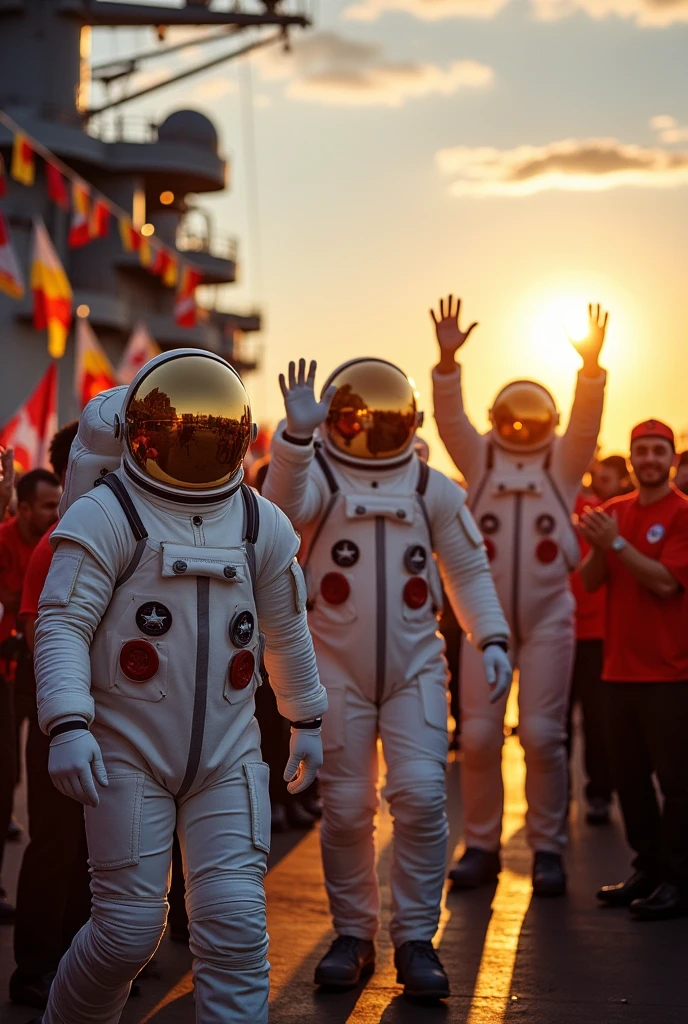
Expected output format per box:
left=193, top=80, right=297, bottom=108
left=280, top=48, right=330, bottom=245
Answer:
left=9, top=970, right=55, bottom=1009
left=585, top=797, right=611, bottom=826
left=0, top=895, right=16, bottom=925
left=532, top=852, right=567, bottom=897
left=271, top=804, right=289, bottom=834
left=630, top=882, right=688, bottom=921
left=597, top=870, right=658, bottom=907
left=314, top=935, right=375, bottom=989
left=286, top=800, right=317, bottom=831
left=448, top=848, right=500, bottom=889
left=394, top=941, right=450, bottom=1001
left=6, top=817, right=23, bottom=841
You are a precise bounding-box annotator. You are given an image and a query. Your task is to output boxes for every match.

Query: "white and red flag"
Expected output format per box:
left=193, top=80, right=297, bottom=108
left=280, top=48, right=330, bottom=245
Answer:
left=117, top=322, right=161, bottom=386
left=0, top=363, right=58, bottom=472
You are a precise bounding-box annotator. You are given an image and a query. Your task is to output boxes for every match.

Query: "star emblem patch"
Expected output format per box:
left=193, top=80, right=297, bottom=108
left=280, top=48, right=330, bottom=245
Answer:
left=332, top=540, right=360, bottom=568
left=404, top=545, right=427, bottom=575
left=136, top=602, right=172, bottom=637
left=230, top=610, right=255, bottom=649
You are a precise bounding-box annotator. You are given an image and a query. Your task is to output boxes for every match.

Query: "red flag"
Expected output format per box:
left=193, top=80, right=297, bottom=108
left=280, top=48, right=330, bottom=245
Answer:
left=175, top=266, right=203, bottom=327
left=46, top=163, right=69, bottom=211
left=0, top=154, right=6, bottom=198
left=0, top=363, right=58, bottom=473
left=90, top=198, right=111, bottom=240
left=75, top=319, right=118, bottom=409
left=69, top=182, right=91, bottom=247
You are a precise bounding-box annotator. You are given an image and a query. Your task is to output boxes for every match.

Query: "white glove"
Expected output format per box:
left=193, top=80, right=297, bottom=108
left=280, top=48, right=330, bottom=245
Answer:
left=283, top=727, right=323, bottom=795
left=278, top=359, right=337, bottom=440
left=48, top=729, right=109, bottom=807
left=483, top=645, right=512, bottom=705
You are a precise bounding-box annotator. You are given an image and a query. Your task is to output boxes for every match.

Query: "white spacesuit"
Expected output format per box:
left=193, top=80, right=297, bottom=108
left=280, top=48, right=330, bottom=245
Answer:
left=34, top=350, right=328, bottom=1024
left=430, top=297, right=607, bottom=893
left=263, top=358, right=511, bottom=999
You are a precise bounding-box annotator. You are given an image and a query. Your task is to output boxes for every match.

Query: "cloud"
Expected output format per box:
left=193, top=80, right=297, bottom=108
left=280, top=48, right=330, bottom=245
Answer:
left=343, top=0, right=688, bottom=24
left=650, top=114, right=688, bottom=144
left=344, top=0, right=509, bottom=21
left=255, top=31, right=493, bottom=106
left=435, top=137, right=688, bottom=195
left=531, top=0, right=688, bottom=26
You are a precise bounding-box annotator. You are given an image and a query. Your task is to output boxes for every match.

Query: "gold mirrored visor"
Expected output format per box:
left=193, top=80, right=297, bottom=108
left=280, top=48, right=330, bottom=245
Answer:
left=491, top=381, right=557, bottom=449
left=324, top=360, right=418, bottom=461
left=125, top=355, right=251, bottom=490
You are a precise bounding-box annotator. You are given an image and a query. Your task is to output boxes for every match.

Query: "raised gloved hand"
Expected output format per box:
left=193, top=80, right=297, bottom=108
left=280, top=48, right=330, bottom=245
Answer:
left=430, top=295, right=479, bottom=374
left=283, top=727, right=323, bottom=795
left=48, top=729, right=109, bottom=807
left=278, top=359, right=337, bottom=440
left=483, top=645, right=512, bottom=705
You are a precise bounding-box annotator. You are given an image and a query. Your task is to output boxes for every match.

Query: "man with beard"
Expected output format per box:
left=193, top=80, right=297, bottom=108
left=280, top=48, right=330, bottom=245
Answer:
left=579, top=420, right=688, bottom=920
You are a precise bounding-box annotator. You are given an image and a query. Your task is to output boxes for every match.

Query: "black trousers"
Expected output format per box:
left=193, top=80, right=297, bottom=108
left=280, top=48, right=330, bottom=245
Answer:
left=13, top=713, right=91, bottom=978
left=605, top=681, right=688, bottom=888
left=0, top=674, right=17, bottom=893
left=567, top=639, right=612, bottom=802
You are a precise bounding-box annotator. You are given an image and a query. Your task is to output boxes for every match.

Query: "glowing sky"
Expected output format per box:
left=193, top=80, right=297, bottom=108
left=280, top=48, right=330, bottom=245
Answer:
left=92, top=0, right=688, bottom=473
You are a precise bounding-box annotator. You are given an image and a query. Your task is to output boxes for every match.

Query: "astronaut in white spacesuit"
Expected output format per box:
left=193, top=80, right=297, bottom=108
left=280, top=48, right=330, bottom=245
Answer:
left=263, top=358, right=511, bottom=1000
left=32, top=350, right=328, bottom=1024
left=431, top=297, right=608, bottom=896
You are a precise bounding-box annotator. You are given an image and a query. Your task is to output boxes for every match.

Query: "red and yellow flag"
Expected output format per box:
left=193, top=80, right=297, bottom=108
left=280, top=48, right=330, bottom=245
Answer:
left=0, top=211, right=25, bottom=300
left=68, top=182, right=91, bottom=247
left=174, top=265, right=203, bottom=327
left=75, top=318, right=118, bottom=409
left=11, top=133, right=35, bottom=187
left=152, top=247, right=179, bottom=288
left=118, top=216, right=141, bottom=253
left=46, top=163, right=70, bottom=210
left=30, top=218, right=73, bottom=359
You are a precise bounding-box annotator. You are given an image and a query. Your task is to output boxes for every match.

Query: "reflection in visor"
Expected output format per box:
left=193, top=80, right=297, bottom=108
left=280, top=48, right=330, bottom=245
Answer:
left=125, top=355, right=252, bottom=490
left=491, top=382, right=557, bottom=449
left=324, top=361, right=418, bottom=461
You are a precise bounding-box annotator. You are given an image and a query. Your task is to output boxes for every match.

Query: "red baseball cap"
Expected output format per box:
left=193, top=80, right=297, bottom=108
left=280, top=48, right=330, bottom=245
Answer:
left=630, top=419, right=675, bottom=448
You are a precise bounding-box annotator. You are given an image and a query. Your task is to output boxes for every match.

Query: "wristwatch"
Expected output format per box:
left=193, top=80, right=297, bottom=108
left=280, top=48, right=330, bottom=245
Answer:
left=611, top=536, right=628, bottom=553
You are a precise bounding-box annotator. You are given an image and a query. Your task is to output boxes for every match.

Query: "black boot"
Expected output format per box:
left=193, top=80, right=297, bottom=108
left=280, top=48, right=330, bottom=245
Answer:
left=9, top=970, right=55, bottom=1009
left=271, top=804, right=288, bottom=834
left=597, top=870, right=658, bottom=907
left=448, top=848, right=500, bottom=889
left=314, top=935, right=375, bottom=989
left=532, top=852, right=567, bottom=897
left=394, top=941, right=450, bottom=1001
left=630, top=882, right=688, bottom=921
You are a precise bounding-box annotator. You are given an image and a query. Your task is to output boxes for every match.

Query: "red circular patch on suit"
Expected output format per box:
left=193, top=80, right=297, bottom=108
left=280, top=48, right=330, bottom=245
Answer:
left=403, top=576, right=428, bottom=609
left=229, top=649, right=255, bottom=690
left=536, top=539, right=559, bottom=564
left=119, top=640, right=159, bottom=682
left=321, top=572, right=350, bottom=605
left=484, top=537, right=496, bottom=561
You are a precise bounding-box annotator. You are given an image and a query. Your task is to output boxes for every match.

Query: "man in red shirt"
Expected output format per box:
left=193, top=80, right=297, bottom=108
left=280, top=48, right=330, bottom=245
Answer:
left=569, top=455, right=633, bottom=826
left=0, top=468, right=61, bottom=926
left=580, top=419, right=688, bottom=920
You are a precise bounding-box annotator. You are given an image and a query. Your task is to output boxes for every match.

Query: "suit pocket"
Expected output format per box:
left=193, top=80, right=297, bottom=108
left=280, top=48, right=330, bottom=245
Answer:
left=243, top=761, right=271, bottom=855
left=85, top=773, right=144, bottom=870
